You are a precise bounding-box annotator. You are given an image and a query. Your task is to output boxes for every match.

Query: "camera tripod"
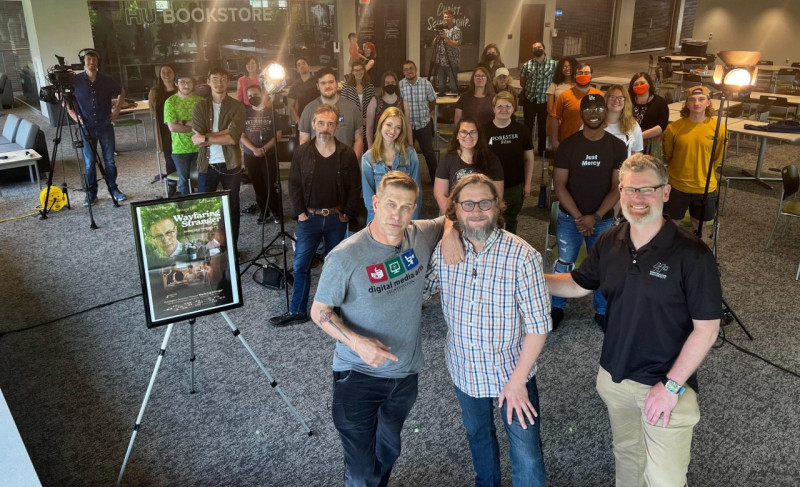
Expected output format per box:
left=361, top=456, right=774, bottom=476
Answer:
left=427, top=26, right=459, bottom=95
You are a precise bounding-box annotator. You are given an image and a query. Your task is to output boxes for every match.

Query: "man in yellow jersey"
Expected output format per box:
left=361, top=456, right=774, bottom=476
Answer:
left=662, top=86, right=725, bottom=236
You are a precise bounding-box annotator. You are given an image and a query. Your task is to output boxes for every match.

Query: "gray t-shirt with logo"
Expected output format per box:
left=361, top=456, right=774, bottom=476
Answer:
left=299, top=96, right=364, bottom=147
left=314, top=217, right=445, bottom=378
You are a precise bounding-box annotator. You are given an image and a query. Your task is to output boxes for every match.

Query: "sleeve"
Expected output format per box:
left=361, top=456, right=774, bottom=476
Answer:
left=655, top=96, right=669, bottom=132
left=299, top=103, right=313, bottom=134
left=361, top=153, right=376, bottom=221
left=632, top=123, right=644, bottom=153
left=546, top=83, right=556, bottom=96
left=455, top=95, right=465, bottom=110
left=288, top=147, right=306, bottom=216
left=713, top=123, right=726, bottom=170
left=519, top=62, right=530, bottom=80
left=683, top=245, right=724, bottom=320
left=192, top=100, right=208, bottom=134
left=613, top=137, right=628, bottom=169
left=426, top=81, right=437, bottom=102
left=287, top=82, right=298, bottom=100
left=453, top=27, right=462, bottom=46
left=554, top=139, right=570, bottom=169
left=553, top=92, right=566, bottom=120
left=422, top=245, right=442, bottom=301
left=408, top=149, right=422, bottom=219
left=163, top=97, right=177, bottom=124
left=490, top=154, right=505, bottom=181
left=516, top=248, right=552, bottom=334
left=435, top=153, right=451, bottom=179
left=314, top=253, right=349, bottom=307
left=226, top=101, right=246, bottom=143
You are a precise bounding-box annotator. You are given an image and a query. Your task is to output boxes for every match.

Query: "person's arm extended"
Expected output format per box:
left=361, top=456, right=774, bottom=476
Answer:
left=522, top=149, right=534, bottom=198
left=433, top=177, right=450, bottom=215
left=499, top=332, right=547, bottom=428
left=310, top=301, right=399, bottom=368
left=544, top=272, right=593, bottom=298
left=644, top=318, right=720, bottom=427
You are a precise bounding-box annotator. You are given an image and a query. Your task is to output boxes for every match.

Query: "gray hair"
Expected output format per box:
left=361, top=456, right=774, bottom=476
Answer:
left=618, top=153, right=668, bottom=186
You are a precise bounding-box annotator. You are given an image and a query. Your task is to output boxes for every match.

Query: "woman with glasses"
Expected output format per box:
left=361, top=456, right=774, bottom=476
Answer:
left=148, top=64, right=177, bottom=189
left=341, top=61, right=376, bottom=150
left=484, top=92, right=533, bottom=234
left=454, top=66, right=496, bottom=127
left=434, top=116, right=504, bottom=214
left=604, top=84, right=643, bottom=157
left=365, top=71, right=412, bottom=148
left=361, top=107, right=421, bottom=223
left=628, top=72, right=669, bottom=161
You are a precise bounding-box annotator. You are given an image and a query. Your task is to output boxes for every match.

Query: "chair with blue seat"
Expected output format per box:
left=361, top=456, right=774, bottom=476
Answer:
left=765, top=165, right=800, bottom=279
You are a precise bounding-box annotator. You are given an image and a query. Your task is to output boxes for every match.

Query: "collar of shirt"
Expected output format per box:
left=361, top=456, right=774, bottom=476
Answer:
left=618, top=216, right=676, bottom=253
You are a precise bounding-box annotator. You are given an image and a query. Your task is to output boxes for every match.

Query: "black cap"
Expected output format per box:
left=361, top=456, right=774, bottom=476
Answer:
left=580, top=94, right=605, bottom=110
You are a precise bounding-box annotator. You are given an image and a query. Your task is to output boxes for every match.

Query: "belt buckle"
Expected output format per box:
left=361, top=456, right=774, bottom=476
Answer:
left=320, top=208, right=330, bottom=216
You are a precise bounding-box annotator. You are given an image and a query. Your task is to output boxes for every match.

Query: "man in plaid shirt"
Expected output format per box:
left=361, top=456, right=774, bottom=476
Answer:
left=400, top=60, right=438, bottom=182
left=519, top=41, right=556, bottom=155
left=425, top=173, right=551, bottom=487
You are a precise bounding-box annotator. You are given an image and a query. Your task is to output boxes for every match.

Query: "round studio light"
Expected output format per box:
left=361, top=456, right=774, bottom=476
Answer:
left=723, top=68, right=752, bottom=87
left=266, top=63, right=285, bottom=82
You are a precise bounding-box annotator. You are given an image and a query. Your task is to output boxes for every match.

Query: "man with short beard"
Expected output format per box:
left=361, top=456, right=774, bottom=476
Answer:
left=425, top=173, right=551, bottom=487
left=550, top=62, right=603, bottom=151
left=545, top=154, right=721, bottom=487
left=551, top=94, right=626, bottom=330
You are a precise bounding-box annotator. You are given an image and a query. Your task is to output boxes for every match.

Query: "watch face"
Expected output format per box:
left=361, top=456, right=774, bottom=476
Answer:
left=665, top=380, right=682, bottom=394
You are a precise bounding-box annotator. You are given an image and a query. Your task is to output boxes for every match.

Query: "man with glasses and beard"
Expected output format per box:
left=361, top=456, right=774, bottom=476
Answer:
left=545, top=154, right=721, bottom=487
left=551, top=94, right=626, bottom=330
left=425, top=173, right=551, bottom=487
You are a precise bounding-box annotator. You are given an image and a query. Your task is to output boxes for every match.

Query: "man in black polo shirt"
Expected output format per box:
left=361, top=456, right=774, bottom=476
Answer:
left=546, top=154, right=721, bottom=487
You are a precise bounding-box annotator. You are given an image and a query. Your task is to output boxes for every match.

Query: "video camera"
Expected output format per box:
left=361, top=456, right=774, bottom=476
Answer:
left=432, top=21, right=446, bottom=33
left=39, top=54, right=83, bottom=104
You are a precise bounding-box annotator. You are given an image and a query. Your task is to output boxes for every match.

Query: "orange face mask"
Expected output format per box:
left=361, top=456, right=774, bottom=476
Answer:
left=633, top=83, right=650, bottom=95
left=575, top=74, right=592, bottom=85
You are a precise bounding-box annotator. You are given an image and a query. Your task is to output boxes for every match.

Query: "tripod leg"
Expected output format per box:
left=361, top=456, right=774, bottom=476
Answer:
left=117, top=323, right=175, bottom=486
left=189, top=318, right=197, bottom=393
left=220, top=312, right=312, bottom=435
left=722, top=297, right=754, bottom=340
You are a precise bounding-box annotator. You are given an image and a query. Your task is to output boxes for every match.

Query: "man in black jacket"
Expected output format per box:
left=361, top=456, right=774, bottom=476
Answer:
left=270, top=103, right=362, bottom=327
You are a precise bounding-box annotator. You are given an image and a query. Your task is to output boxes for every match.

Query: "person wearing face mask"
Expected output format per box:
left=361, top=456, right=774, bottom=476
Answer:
left=240, top=84, right=283, bottom=224
left=628, top=72, right=669, bottom=162
left=366, top=71, right=413, bottom=148
left=519, top=42, right=556, bottom=156
left=550, top=62, right=604, bottom=152
left=478, top=43, right=505, bottom=77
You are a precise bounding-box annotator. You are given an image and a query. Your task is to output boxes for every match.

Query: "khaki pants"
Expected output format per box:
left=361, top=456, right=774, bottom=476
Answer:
left=596, top=367, right=700, bottom=487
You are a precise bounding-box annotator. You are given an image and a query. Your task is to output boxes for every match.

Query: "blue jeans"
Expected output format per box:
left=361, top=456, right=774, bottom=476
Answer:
left=332, top=370, right=418, bottom=487
left=198, top=164, right=242, bottom=244
left=551, top=209, right=614, bottom=314
left=290, top=213, right=347, bottom=314
left=172, top=152, right=197, bottom=195
left=454, top=378, right=546, bottom=487
left=80, top=124, right=118, bottom=197
left=438, top=62, right=460, bottom=93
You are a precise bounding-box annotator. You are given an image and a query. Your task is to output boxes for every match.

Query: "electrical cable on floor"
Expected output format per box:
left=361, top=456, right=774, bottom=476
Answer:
left=0, top=211, right=39, bottom=222
left=716, top=324, right=800, bottom=379
left=0, top=293, right=142, bottom=338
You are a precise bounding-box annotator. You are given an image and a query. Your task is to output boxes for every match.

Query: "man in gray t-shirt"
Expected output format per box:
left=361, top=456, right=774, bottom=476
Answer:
left=311, top=172, right=449, bottom=486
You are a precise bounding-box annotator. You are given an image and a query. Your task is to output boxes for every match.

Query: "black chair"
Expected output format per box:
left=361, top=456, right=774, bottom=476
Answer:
left=775, top=68, right=800, bottom=94
left=757, top=60, right=774, bottom=66
left=759, top=95, right=793, bottom=121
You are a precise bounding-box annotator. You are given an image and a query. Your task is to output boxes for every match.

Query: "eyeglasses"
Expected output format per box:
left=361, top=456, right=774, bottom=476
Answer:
left=607, top=96, right=625, bottom=103
left=151, top=229, right=177, bottom=240
left=494, top=104, right=514, bottom=111
left=457, top=199, right=494, bottom=212
left=582, top=107, right=605, bottom=115
left=458, top=130, right=479, bottom=138
left=619, top=184, right=666, bottom=195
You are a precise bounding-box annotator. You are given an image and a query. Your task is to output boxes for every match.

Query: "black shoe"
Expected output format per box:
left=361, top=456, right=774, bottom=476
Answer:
left=269, top=312, right=309, bottom=327
left=551, top=307, right=564, bottom=330
left=594, top=313, right=606, bottom=332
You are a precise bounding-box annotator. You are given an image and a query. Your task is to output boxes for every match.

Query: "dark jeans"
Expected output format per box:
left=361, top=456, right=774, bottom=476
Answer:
left=503, top=183, right=524, bottom=235
left=437, top=62, right=460, bottom=93
left=332, top=370, right=419, bottom=487
left=80, top=124, right=118, bottom=197
left=290, top=213, right=347, bottom=314
left=523, top=99, right=548, bottom=156
left=412, top=121, right=437, bottom=182
left=243, top=151, right=281, bottom=218
left=454, top=378, right=546, bottom=487
left=160, top=124, right=176, bottom=174
left=172, top=152, right=197, bottom=195
left=198, top=164, right=242, bottom=245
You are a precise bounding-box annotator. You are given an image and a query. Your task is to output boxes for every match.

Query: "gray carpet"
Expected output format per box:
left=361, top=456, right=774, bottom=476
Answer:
left=0, top=104, right=798, bottom=486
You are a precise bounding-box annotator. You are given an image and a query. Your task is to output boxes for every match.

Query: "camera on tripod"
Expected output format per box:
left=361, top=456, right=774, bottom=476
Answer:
left=39, top=54, right=83, bottom=103
left=432, top=21, right=446, bottom=33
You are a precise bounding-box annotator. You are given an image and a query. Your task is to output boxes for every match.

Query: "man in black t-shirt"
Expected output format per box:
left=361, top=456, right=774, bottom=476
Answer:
left=485, top=92, right=534, bottom=234
left=551, top=94, right=626, bottom=329
left=288, top=57, right=320, bottom=124
left=546, top=154, right=721, bottom=487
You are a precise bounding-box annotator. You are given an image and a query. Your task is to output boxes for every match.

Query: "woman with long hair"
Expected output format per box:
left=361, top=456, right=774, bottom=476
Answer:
left=546, top=56, right=578, bottom=116
left=365, top=71, right=412, bottom=148
left=628, top=72, right=669, bottom=161
left=341, top=61, right=376, bottom=150
left=604, top=84, right=643, bottom=157
left=454, top=66, right=496, bottom=127
left=361, top=107, right=421, bottom=222
left=148, top=64, right=177, bottom=186
left=477, top=43, right=505, bottom=77
left=236, top=57, right=261, bottom=107
left=434, top=116, right=504, bottom=214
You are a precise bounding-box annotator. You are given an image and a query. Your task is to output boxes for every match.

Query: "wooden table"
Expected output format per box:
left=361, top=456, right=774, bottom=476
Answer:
left=0, top=149, right=42, bottom=188
left=591, top=76, right=631, bottom=88
left=725, top=118, right=800, bottom=188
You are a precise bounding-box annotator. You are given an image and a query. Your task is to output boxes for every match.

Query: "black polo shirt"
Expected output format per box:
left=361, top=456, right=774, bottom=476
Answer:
left=572, top=218, right=722, bottom=392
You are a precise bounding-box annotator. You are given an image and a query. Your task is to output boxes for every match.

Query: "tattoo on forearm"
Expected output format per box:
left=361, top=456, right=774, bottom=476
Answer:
left=320, top=310, right=350, bottom=342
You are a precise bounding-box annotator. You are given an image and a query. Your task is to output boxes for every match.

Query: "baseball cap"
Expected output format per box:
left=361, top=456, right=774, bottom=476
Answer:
left=687, top=86, right=710, bottom=98
left=580, top=94, right=605, bottom=110
left=495, top=67, right=510, bottom=77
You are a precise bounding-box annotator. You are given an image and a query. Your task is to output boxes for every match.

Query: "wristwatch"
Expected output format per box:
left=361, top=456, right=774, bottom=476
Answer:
left=663, top=378, right=686, bottom=395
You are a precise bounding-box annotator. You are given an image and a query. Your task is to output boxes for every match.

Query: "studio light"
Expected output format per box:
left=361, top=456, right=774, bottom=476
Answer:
left=260, top=62, right=286, bottom=94
left=713, top=50, right=762, bottom=89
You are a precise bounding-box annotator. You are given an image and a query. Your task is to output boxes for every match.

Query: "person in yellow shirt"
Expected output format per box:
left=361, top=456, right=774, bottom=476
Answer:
left=663, top=86, right=725, bottom=235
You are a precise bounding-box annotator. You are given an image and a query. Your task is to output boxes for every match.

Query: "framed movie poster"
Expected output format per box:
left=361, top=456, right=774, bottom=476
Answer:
left=131, top=192, right=243, bottom=328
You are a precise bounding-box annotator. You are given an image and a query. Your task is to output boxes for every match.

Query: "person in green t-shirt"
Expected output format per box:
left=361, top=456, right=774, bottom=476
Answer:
left=164, top=74, right=203, bottom=195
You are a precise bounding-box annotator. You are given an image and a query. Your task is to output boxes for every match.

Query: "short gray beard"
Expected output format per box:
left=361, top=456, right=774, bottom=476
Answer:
left=460, top=216, right=497, bottom=242
left=622, top=205, right=663, bottom=226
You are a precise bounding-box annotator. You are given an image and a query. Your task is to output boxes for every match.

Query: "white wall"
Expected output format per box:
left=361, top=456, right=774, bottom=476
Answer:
left=694, top=0, right=800, bottom=64
left=22, top=0, right=94, bottom=115
left=612, top=0, right=636, bottom=55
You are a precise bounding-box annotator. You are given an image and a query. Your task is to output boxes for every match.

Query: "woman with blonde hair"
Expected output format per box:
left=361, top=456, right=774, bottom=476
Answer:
left=604, top=84, right=643, bottom=157
left=361, top=107, right=421, bottom=222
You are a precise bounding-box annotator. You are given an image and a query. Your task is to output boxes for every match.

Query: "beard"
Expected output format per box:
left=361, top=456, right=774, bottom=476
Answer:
left=459, top=213, right=497, bottom=242
left=621, top=203, right=663, bottom=226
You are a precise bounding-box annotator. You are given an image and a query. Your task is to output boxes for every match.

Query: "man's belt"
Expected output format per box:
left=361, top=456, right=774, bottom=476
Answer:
left=307, top=207, right=342, bottom=216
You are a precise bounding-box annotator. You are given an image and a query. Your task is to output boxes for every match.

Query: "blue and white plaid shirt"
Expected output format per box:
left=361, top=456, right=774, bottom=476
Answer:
left=425, top=229, right=552, bottom=398
left=400, top=77, right=437, bottom=130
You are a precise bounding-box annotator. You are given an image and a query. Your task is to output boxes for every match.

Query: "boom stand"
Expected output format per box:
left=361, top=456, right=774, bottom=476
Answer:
left=116, top=311, right=312, bottom=486
left=695, top=91, right=753, bottom=341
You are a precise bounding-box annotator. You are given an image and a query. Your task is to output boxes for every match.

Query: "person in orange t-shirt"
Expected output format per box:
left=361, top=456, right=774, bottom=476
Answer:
left=551, top=62, right=603, bottom=151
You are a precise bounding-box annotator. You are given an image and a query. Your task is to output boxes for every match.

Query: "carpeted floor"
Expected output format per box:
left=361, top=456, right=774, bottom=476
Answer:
left=0, top=100, right=798, bottom=487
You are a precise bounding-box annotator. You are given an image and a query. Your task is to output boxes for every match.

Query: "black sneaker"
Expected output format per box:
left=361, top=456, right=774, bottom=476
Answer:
left=594, top=313, right=606, bottom=332
left=269, top=312, right=309, bottom=327
left=551, top=307, right=565, bottom=330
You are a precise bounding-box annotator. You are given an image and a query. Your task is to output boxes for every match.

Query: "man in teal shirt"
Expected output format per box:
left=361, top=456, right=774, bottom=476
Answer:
left=164, top=74, right=203, bottom=195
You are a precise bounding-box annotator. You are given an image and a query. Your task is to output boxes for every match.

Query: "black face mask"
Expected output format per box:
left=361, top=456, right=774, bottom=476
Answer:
left=248, top=96, right=262, bottom=106
left=533, top=48, right=544, bottom=58
left=486, top=53, right=497, bottom=61
left=383, top=84, right=398, bottom=95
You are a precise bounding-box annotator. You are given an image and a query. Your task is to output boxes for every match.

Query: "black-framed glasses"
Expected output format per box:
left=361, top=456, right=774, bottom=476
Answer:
left=582, top=107, right=605, bottom=115
left=458, top=130, right=479, bottom=138
left=619, top=184, right=666, bottom=195
left=457, top=199, right=494, bottom=212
